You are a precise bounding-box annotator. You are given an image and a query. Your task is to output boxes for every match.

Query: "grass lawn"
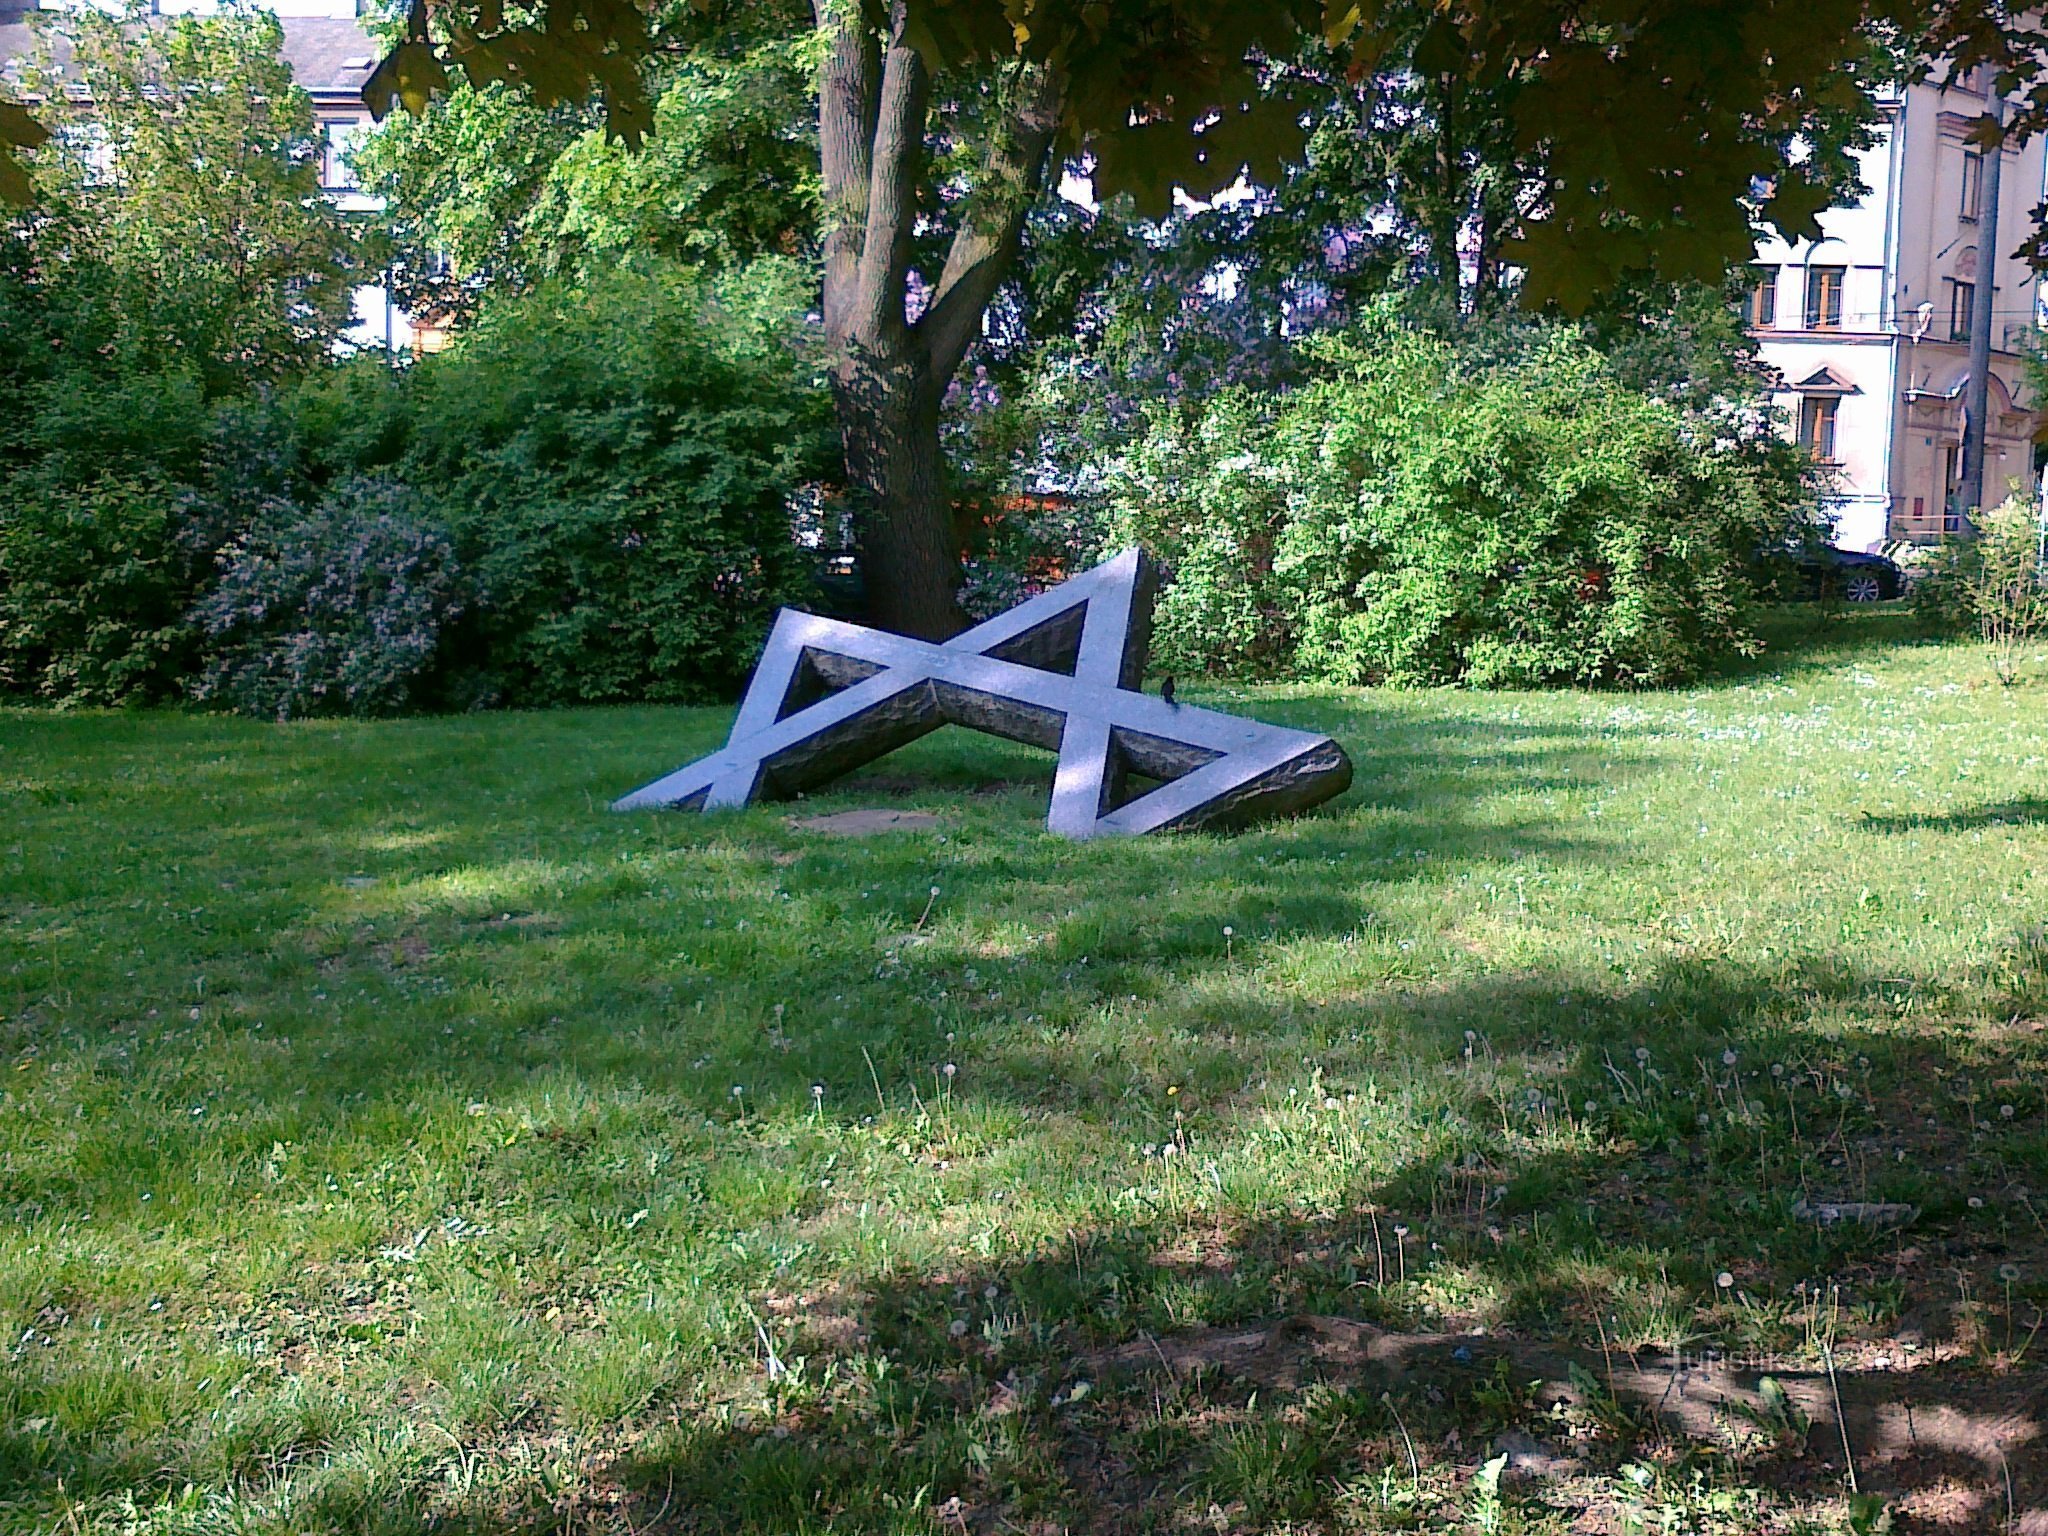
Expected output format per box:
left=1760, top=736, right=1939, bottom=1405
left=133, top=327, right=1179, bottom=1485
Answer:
left=6, top=609, right=2048, bottom=1534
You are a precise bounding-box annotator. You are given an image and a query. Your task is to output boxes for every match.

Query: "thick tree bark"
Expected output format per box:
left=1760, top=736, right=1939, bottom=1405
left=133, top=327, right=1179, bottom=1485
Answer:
left=834, top=348, right=958, bottom=639
left=811, top=0, right=1063, bottom=639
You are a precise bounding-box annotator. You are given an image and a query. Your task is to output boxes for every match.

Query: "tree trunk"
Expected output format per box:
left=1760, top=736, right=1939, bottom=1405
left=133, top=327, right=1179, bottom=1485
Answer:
left=809, top=0, right=1063, bottom=640
left=835, top=346, right=962, bottom=637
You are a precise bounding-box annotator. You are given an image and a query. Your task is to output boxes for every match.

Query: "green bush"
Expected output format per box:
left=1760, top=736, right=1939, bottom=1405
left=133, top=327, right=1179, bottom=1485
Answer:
left=1093, top=391, right=1295, bottom=675
left=333, top=260, right=831, bottom=707
left=1911, top=498, right=2048, bottom=684
left=1096, top=315, right=1817, bottom=688
left=0, top=474, right=203, bottom=705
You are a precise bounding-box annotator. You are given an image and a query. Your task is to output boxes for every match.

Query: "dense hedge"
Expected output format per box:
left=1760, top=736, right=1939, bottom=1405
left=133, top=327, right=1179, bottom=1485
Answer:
left=0, top=260, right=833, bottom=717
left=1097, top=315, right=1819, bottom=688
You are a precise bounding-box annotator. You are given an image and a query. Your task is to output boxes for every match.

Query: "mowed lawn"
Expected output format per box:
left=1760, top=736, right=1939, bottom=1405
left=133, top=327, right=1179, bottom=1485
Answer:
left=6, top=611, right=2048, bottom=1535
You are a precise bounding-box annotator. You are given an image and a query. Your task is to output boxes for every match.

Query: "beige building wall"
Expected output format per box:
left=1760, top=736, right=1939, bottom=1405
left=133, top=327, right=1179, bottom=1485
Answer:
left=1749, top=69, right=2046, bottom=550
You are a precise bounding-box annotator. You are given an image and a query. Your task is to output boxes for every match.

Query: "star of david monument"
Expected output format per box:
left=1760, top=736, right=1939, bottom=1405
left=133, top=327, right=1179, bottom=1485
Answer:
left=614, top=549, right=1352, bottom=837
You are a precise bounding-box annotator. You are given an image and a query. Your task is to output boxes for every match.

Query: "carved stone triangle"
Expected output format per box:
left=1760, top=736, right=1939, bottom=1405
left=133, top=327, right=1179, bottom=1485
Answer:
left=613, top=549, right=1353, bottom=838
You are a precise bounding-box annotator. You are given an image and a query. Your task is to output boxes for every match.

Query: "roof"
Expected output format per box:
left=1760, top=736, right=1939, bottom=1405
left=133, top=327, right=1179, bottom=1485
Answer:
left=0, top=10, right=378, bottom=108
left=1791, top=365, right=1861, bottom=396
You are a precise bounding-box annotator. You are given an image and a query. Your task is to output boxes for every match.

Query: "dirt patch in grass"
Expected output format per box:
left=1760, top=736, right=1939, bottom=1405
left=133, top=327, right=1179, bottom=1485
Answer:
left=1087, top=1313, right=2044, bottom=1489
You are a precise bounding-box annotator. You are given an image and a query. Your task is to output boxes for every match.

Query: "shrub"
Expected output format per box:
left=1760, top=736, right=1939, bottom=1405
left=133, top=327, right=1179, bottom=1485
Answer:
left=1912, top=498, right=2048, bottom=684
left=193, top=477, right=470, bottom=720
left=1094, top=392, right=1296, bottom=675
left=1094, top=314, right=1817, bottom=688
left=363, top=260, right=830, bottom=706
left=0, top=474, right=203, bottom=704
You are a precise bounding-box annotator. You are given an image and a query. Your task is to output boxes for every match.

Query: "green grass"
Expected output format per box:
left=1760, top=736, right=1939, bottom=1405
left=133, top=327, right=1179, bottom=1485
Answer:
left=6, top=609, right=2048, bottom=1534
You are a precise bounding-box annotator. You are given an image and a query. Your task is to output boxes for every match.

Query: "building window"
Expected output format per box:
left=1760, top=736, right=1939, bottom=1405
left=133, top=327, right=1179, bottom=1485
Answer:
left=1950, top=279, right=1976, bottom=342
left=1806, top=265, right=1845, bottom=329
left=1799, top=396, right=1840, bottom=461
left=319, top=121, right=363, bottom=191
left=1961, top=149, right=1984, bottom=222
left=1743, top=267, right=1778, bottom=327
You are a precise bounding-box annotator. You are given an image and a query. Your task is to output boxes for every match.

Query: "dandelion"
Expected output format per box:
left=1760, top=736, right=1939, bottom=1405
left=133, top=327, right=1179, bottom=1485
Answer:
left=1583, top=1101, right=1598, bottom=1117
left=1717, top=1271, right=1734, bottom=1289
left=2002, top=1104, right=2016, bottom=1119
left=2000, top=1264, right=2022, bottom=1283
left=1634, top=1047, right=1650, bottom=1064
left=948, top=1318, right=968, bottom=1338
left=1167, top=1084, right=1179, bottom=1098
left=1771, top=1063, right=1785, bottom=1078
left=984, top=1284, right=999, bottom=1301
left=1697, top=1112, right=1710, bottom=1128
left=1970, top=1196, right=1985, bottom=1208
left=943, top=1063, right=957, bottom=1080
left=731, top=1085, right=745, bottom=1100
left=1721, top=1049, right=1739, bottom=1067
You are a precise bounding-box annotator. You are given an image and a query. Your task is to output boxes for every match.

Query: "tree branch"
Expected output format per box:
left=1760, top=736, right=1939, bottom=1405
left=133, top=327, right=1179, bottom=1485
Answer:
left=813, top=0, right=879, bottom=343
left=847, top=1, right=928, bottom=347
left=919, top=61, right=1064, bottom=386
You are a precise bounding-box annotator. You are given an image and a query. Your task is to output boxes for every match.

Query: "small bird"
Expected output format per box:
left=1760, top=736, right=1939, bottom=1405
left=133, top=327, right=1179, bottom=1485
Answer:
left=1160, top=675, right=1177, bottom=705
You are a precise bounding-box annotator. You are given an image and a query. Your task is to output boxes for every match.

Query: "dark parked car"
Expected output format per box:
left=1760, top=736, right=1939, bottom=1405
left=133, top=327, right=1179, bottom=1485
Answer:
left=1792, top=547, right=1905, bottom=603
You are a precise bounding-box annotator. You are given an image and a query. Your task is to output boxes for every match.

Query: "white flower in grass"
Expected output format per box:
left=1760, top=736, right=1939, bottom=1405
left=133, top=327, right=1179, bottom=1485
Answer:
left=1721, top=1050, right=1739, bottom=1067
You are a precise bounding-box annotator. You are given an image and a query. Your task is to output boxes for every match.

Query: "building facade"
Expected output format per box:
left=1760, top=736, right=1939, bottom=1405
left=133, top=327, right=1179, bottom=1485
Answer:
left=0, top=0, right=426, bottom=353
left=1749, top=69, right=2048, bottom=550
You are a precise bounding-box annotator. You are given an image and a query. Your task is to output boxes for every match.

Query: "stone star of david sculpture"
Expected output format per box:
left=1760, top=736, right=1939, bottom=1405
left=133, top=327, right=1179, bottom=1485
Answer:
left=613, top=548, right=1352, bottom=837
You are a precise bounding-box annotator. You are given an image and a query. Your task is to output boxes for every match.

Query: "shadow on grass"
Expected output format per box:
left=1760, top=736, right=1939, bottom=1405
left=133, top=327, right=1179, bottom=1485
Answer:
left=556, top=952, right=2048, bottom=1535
left=12, top=691, right=2048, bottom=1534
left=1703, top=603, right=1936, bottom=689
left=1858, top=799, right=2048, bottom=835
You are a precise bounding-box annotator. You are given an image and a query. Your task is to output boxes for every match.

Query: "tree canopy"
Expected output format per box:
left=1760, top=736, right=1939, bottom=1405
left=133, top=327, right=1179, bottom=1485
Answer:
left=334, top=0, right=2039, bottom=306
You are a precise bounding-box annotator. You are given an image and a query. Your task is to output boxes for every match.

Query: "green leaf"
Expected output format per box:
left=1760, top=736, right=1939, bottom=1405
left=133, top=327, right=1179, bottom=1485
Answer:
left=364, top=41, right=450, bottom=119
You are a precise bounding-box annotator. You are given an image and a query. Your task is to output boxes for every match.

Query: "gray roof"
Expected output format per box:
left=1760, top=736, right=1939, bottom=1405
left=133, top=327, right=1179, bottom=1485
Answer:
left=0, top=11, right=378, bottom=108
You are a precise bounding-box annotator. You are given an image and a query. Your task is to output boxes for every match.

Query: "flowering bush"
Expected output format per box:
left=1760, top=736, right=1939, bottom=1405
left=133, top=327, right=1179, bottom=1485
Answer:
left=194, top=477, right=470, bottom=720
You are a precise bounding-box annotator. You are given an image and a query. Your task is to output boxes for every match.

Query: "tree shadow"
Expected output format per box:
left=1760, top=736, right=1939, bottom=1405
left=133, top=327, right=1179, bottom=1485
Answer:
left=1701, top=604, right=1936, bottom=689
left=578, top=951, right=2048, bottom=1535
left=16, top=695, right=2048, bottom=1533
left=1858, top=800, right=2048, bottom=835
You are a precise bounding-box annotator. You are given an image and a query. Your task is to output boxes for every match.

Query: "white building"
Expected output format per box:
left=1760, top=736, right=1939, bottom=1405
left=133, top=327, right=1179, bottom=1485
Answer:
left=1749, top=67, right=2048, bottom=550
left=0, top=0, right=427, bottom=354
